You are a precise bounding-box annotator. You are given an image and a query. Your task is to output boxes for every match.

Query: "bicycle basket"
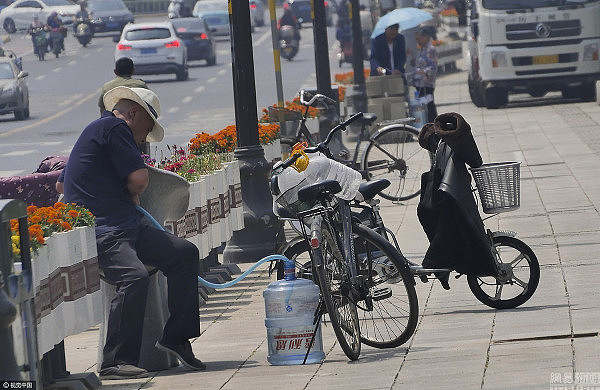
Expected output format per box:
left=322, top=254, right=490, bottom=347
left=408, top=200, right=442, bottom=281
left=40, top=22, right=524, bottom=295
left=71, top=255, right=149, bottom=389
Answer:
left=268, top=106, right=303, bottom=122
left=272, top=167, right=317, bottom=217
left=470, top=162, right=521, bottom=214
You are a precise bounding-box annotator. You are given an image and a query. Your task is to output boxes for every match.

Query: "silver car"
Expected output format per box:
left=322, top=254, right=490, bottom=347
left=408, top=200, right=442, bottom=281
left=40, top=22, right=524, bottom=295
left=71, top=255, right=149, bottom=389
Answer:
left=0, top=56, right=29, bottom=120
left=114, top=22, right=188, bottom=81
left=196, top=10, right=230, bottom=38
left=1, top=0, right=79, bottom=33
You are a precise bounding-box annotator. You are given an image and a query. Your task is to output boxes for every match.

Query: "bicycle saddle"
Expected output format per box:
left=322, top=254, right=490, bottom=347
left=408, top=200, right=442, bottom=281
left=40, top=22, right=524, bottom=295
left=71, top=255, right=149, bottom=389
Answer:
left=298, top=179, right=342, bottom=202
left=357, top=179, right=391, bottom=201
left=359, top=112, right=378, bottom=126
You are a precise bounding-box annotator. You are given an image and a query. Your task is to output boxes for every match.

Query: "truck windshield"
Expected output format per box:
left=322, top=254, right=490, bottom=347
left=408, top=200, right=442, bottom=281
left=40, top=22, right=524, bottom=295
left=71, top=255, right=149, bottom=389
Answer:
left=482, top=0, right=598, bottom=9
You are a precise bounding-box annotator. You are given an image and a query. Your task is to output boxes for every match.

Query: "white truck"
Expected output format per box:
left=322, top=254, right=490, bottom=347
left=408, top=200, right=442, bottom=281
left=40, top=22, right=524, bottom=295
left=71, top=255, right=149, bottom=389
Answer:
left=467, top=0, right=600, bottom=108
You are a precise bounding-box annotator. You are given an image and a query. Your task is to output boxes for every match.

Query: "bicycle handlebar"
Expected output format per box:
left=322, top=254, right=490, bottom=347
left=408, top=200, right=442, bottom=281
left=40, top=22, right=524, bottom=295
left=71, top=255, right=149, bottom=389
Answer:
left=276, top=112, right=364, bottom=169
left=299, top=89, right=336, bottom=107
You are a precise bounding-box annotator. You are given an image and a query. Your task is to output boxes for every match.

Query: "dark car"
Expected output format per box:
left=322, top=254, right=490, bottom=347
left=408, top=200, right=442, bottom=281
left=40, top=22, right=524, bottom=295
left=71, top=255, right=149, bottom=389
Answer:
left=287, top=0, right=333, bottom=27
left=171, top=17, right=216, bottom=65
left=87, top=0, right=134, bottom=33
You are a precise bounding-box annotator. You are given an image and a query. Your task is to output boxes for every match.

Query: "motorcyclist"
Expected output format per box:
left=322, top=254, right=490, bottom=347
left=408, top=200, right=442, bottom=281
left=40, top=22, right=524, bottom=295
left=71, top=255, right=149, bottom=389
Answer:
left=28, top=15, right=47, bottom=55
left=277, top=4, right=300, bottom=41
left=74, top=0, right=90, bottom=30
left=46, top=11, right=65, bottom=51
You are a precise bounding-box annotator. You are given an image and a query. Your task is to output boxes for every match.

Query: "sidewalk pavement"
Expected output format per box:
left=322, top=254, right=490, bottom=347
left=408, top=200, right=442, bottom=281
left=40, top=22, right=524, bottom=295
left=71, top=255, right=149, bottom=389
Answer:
left=63, top=55, right=600, bottom=389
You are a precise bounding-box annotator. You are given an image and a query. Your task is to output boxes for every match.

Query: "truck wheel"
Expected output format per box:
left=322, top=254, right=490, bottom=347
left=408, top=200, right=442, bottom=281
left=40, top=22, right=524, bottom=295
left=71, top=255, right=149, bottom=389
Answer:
left=484, top=86, right=508, bottom=109
left=468, top=75, right=485, bottom=108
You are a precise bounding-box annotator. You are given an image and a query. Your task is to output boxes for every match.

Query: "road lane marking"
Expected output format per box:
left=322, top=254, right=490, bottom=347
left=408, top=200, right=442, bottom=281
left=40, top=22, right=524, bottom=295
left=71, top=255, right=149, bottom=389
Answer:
left=195, top=86, right=205, bottom=93
left=4, top=150, right=36, bottom=156
left=182, top=96, right=193, bottom=103
left=217, top=69, right=227, bottom=75
left=0, top=89, right=100, bottom=138
left=0, top=170, right=25, bottom=177
left=59, top=94, right=84, bottom=107
left=0, top=141, right=63, bottom=147
left=167, top=107, right=179, bottom=113
left=52, top=67, right=62, bottom=73
left=35, top=75, right=46, bottom=81
left=253, top=29, right=271, bottom=46
left=68, top=60, right=76, bottom=66
left=207, top=77, right=217, bottom=83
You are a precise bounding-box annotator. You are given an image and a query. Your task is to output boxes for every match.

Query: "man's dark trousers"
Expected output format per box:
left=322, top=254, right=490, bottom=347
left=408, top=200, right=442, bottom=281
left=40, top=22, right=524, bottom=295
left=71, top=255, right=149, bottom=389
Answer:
left=97, top=224, right=200, bottom=369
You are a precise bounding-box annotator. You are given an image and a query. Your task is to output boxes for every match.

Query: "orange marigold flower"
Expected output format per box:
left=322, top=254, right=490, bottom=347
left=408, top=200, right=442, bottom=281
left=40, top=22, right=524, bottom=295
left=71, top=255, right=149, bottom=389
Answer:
left=36, top=236, right=45, bottom=244
left=27, top=205, right=38, bottom=214
left=53, top=202, right=66, bottom=209
left=61, top=221, right=72, bottom=231
left=30, top=215, right=42, bottom=224
left=67, top=210, right=80, bottom=218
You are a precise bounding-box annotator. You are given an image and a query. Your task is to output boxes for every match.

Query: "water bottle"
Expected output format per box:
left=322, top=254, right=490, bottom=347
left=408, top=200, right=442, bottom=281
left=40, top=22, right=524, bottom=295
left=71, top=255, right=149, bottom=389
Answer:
left=302, top=152, right=361, bottom=201
left=263, top=259, right=325, bottom=365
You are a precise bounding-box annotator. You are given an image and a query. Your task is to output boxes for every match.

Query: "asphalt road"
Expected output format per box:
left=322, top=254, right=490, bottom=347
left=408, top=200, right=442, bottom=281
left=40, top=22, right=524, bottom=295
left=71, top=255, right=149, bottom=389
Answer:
left=0, top=16, right=340, bottom=176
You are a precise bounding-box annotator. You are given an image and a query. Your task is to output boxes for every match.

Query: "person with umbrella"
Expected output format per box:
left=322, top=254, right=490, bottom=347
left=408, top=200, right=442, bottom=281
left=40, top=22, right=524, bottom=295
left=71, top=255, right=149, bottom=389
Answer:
left=408, top=27, right=438, bottom=123
left=369, top=23, right=406, bottom=77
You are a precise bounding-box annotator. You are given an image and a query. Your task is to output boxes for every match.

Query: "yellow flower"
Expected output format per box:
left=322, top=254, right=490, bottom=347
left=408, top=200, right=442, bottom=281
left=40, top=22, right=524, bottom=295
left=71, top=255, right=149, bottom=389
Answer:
left=11, top=235, right=19, bottom=245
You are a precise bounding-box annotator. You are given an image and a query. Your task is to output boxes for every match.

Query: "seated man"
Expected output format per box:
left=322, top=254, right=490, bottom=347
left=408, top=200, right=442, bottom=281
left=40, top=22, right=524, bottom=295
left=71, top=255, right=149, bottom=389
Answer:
left=56, top=86, right=205, bottom=380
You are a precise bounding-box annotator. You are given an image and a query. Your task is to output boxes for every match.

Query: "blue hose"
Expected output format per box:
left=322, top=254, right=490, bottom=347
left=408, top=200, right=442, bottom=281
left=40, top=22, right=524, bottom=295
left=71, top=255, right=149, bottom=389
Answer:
left=136, top=205, right=287, bottom=289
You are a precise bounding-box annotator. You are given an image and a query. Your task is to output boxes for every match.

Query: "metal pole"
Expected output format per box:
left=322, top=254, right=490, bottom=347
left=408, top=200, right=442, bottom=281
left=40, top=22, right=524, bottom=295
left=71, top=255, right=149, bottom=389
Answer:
left=223, top=0, right=284, bottom=264
left=313, top=0, right=347, bottom=156
left=268, top=0, right=284, bottom=109
left=349, top=0, right=367, bottom=127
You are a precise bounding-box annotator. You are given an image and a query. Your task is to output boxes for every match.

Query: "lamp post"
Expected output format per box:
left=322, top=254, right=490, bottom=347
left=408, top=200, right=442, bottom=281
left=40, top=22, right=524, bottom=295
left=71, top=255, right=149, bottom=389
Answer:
left=222, top=0, right=284, bottom=263
left=313, top=0, right=347, bottom=157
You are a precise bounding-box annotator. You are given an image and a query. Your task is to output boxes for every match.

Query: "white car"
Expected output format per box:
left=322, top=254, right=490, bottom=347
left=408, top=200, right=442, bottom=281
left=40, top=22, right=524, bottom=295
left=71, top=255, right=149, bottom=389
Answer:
left=1, top=0, right=79, bottom=33
left=114, top=22, right=188, bottom=81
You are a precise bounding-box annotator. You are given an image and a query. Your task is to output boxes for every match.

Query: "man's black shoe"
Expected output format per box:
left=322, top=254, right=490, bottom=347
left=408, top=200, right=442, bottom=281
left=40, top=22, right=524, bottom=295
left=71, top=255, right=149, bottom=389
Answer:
left=99, top=364, right=148, bottom=380
left=156, top=340, right=207, bottom=371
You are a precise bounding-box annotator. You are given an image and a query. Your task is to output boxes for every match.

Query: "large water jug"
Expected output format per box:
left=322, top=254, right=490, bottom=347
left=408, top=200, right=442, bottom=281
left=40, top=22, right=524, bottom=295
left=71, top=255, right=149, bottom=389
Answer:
left=263, top=259, right=324, bottom=365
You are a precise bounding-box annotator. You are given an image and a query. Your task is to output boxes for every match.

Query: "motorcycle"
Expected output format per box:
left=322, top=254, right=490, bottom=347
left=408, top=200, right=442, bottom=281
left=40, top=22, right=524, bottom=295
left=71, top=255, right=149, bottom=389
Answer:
left=74, top=19, right=92, bottom=47
left=278, top=25, right=299, bottom=61
left=49, top=27, right=65, bottom=58
left=31, top=27, right=48, bottom=61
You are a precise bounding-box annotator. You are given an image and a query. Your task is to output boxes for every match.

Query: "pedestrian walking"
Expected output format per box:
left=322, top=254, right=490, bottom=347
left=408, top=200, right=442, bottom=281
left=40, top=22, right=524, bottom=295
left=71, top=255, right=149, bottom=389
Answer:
left=98, top=57, right=148, bottom=113
left=369, top=23, right=406, bottom=76
left=408, top=27, right=438, bottom=123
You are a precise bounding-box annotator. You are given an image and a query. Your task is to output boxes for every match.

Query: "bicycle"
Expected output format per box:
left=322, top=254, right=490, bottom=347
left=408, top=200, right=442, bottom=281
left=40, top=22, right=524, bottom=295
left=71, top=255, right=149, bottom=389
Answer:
left=276, top=90, right=434, bottom=202
left=271, top=113, right=419, bottom=359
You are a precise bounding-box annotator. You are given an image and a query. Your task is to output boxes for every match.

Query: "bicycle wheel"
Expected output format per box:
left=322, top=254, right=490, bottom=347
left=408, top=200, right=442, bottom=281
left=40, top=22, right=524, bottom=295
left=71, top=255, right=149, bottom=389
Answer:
left=352, top=223, right=419, bottom=348
left=467, top=236, right=540, bottom=309
left=313, top=222, right=361, bottom=360
left=362, top=125, right=433, bottom=202
left=283, top=224, right=419, bottom=349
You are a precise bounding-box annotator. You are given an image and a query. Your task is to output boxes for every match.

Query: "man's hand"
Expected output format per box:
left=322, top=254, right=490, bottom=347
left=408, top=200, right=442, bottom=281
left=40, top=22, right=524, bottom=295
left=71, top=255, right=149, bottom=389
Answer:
left=131, top=194, right=140, bottom=205
left=377, top=66, right=387, bottom=75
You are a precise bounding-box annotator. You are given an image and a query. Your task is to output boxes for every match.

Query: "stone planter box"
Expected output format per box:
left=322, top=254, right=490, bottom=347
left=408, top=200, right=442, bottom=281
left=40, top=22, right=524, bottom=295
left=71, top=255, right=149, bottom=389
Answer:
left=30, top=226, right=101, bottom=355
left=161, top=160, right=244, bottom=259
left=436, top=40, right=463, bottom=70
left=263, top=139, right=282, bottom=165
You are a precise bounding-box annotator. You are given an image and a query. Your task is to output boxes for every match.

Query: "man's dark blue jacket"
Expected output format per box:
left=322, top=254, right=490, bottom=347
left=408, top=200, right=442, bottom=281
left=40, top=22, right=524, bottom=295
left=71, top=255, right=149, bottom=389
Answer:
left=369, top=33, right=406, bottom=76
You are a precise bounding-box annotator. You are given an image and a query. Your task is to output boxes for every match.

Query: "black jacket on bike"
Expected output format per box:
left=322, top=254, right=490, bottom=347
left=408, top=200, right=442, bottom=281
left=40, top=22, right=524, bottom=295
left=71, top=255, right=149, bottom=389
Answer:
left=417, top=113, right=496, bottom=277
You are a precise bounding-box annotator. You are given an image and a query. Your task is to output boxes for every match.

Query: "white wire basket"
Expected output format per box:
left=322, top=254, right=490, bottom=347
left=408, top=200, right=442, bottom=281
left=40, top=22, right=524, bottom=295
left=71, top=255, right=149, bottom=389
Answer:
left=470, top=162, right=521, bottom=214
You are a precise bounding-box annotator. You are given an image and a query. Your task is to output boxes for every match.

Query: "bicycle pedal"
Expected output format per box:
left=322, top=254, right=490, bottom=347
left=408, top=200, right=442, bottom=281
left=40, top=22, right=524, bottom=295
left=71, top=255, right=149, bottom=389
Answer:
left=371, top=287, right=392, bottom=301
left=419, top=274, right=429, bottom=283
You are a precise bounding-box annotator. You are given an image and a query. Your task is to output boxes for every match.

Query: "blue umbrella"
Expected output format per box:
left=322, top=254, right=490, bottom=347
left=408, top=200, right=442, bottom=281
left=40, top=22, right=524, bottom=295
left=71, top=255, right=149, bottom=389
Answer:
left=371, top=7, right=433, bottom=39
